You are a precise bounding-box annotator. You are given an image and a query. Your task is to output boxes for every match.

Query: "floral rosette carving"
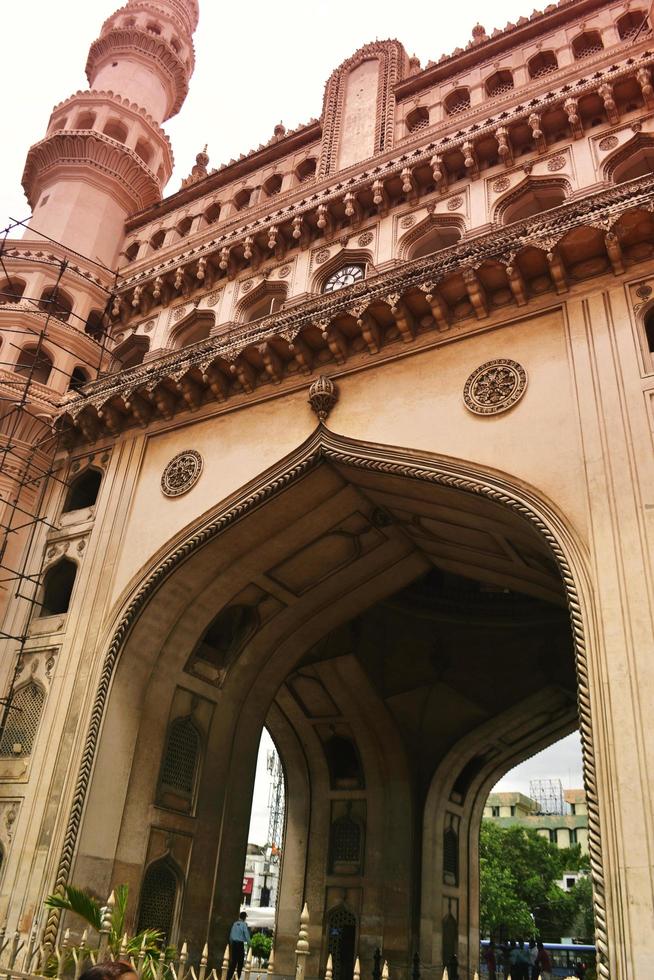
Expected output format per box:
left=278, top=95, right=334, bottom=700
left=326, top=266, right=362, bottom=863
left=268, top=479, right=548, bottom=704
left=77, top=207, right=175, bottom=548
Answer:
left=463, top=359, right=527, bottom=415
left=161, top=450, right=204, bottom=496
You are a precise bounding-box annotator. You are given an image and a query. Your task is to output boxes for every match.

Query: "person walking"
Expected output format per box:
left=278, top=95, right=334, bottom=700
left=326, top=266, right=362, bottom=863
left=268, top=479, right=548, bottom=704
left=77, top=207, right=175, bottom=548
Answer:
left=483, top=941, right=497, bottom=980
left=535, top=942, right=552, bottom=980
left=528, top=940, right=538, bottom=980
left=228, top=910, right=250, bottom=979
left=514, top=941, right=531, bottom=980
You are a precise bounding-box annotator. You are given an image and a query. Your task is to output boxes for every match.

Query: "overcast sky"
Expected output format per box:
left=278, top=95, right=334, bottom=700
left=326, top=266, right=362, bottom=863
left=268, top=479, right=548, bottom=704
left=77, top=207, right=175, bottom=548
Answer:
left=248, top=730, right=584, bottom=845
left=0, top=0, right=584, bottom=844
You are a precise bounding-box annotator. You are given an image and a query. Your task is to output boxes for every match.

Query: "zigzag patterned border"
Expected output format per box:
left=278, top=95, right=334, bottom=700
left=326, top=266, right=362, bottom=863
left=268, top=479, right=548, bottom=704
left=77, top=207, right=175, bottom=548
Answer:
left=44, top=429, right=609, bottom=979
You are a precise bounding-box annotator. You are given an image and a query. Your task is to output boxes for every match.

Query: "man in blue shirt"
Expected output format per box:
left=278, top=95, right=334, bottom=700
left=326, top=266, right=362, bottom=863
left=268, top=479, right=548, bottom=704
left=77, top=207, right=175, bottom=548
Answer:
left=229, top=911, right=251, bottom=978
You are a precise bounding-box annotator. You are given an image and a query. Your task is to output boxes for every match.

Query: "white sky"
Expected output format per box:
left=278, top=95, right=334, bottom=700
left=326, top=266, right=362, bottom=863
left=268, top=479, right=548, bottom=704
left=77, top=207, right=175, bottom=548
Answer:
left=3, top=0, right=537, bottom=224
left=1, top=1, right=584, bottom=843
left=248, top=730, right=584, bottom=846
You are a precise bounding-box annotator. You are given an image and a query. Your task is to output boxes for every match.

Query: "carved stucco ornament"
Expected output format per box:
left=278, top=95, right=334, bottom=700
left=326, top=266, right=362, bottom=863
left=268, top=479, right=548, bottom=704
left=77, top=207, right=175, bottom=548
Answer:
left=308, top=376, right=338, bottom=422
left=463, top=358, right=527, bottom=415
left=161, top=450, right=204, bottom=497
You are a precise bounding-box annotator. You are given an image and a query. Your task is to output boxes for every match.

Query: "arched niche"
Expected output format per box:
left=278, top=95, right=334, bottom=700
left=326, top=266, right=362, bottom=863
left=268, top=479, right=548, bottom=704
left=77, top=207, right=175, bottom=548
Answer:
left=168, top=310, right=215, bottom=349
left=39, top=557, right=77, bottom=616
left=112, top=334, right=150, bottom=371
left=602, top=132, right=654, bottom=184
left=398, top=216, right=464, bottom=261
left=311, top=249, right=373, bottom=295
left=494, top=177, right=570, bottom=225
left=136, top=856, right=182, bottom=941
left=236, top=281, right=287, bottom=324
left=63, top=468, right=103, bottom=513
left=14, top=345, right=54, bottom=385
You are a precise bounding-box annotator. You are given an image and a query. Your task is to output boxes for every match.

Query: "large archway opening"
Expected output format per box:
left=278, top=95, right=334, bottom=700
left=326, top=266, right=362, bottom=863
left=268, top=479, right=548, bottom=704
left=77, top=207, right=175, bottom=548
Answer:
left=66, top=432, right=599, bottom=980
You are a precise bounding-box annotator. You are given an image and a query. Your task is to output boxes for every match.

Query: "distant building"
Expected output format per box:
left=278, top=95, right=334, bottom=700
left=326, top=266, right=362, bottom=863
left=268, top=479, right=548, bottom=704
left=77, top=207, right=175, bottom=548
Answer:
left=242, top=843, right=280, bottom=909
left=483, top=789, right=588, bottom=855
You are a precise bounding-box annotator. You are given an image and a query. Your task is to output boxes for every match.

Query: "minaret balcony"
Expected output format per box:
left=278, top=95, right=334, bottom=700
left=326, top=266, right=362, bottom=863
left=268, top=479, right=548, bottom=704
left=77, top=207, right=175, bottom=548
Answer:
left=22, top=130, right=163, bottom=215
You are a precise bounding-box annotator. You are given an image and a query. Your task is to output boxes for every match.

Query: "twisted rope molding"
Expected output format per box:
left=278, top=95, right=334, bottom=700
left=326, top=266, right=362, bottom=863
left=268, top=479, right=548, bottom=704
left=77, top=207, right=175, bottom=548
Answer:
left=45, top=430, right=609, bottom=979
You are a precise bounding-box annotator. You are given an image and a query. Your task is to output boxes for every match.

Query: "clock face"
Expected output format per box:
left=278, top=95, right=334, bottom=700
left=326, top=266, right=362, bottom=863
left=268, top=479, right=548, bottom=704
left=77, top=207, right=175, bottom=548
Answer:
left=323, top=264, right=365, bottom=293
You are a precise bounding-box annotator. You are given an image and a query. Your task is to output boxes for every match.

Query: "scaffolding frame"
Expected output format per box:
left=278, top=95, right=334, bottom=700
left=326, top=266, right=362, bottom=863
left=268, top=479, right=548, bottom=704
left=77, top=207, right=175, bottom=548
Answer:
left=0, top=214, right=121, bottom=749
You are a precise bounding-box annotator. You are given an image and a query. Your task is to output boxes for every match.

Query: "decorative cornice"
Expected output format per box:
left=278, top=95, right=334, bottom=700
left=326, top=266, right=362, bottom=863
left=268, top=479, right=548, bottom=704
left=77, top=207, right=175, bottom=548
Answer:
left=22, top=131, right=161, bottom=212
left=120, top=50, right=654, bottom=286
left=49, top=89, right=174, bottom=168
left=43, top=427, right=609, bottom=980
left=85, top=28, right=190, bottom=119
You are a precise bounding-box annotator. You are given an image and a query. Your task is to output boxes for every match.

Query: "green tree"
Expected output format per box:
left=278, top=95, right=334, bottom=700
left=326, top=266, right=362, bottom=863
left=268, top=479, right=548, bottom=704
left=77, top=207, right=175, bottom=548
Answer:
left=479, top=821, right=593, bottom=942
left=249, top=932, right=272, bottom=961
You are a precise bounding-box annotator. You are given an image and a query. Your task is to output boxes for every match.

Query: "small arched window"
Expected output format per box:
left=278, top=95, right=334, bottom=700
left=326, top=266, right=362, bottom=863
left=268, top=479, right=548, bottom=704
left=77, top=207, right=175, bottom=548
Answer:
left=296, top=158, right=317, bottom=183
left=617, top=11, right=649, bottom=41
left=150, top=230, right=166, bottom=251
left=0, top=682, right=45, bottom=757
left=176, top=216, right=193, bottom=238
left=443, top=826, right=458, bottom=884
left=158, top=717, right=201, bottom=812
left=137, top=860, right=179, bottom=940
left=124, top=242, right=140, bottom=263
left=75, top=111, right=96, bottom=130
left=407, top=224, right=461, bottom=260
left=323, top=264, right=365, bottom=293
left=170, top=36, right=182, bottom=54
left=205, top=202, right=221, bottom=225
left=195, top=603, right=259, bottom=669
left=39, top=286, right=73, bottom=322
left=15, top=346, right=53, bottom=385
left=114, top=335, right=149, bottom=370
left=64, top=469, right=102, bottom=512
left=527, top=51, right=558, bottom=78
left=135, top=138, right=153, bottom=166
left=41, top=558, right=77, bottom=616
left=241, top=290, right=284, bottom=323
left=0, top=278, right=26, bottom=303
left=485, top=70, right=514, bottom=98
left=85, top=309, right=105, bottom=339
left=572, top=31, right=603, bottom=59
left=234, top=187, right=253, bottom=210
left=146, top=20, right=162, bottom=35
left=406, top=106, right=429, bottom=133
left=263, top=174, right=283, bottom=197
left=323, top=736, right=363, bottom=788
left=69, top=367, right=89, bottom=392
left=644, top=307, right=654, bottom=353
left=103, top=119, right=128, bottom=143
left=170, top=312, right=213, bottom=348
left=444, top=88, right=470, bottom=115
left=330, top=814, right=362, bottom=869
left=500, top=182, right=567, bottom=224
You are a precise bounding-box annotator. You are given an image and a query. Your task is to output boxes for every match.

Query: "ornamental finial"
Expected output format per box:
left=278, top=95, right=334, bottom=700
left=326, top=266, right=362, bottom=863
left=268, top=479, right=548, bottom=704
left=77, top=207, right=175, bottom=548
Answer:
left=309, top=376, right=338, bottom=423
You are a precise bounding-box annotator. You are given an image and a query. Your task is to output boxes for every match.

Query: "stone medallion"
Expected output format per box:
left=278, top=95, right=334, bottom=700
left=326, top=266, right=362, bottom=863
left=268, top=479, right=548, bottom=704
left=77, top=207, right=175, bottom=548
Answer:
left=463, top=359, right=527, bottom=415
left=161, top=450, right=204, bottom=497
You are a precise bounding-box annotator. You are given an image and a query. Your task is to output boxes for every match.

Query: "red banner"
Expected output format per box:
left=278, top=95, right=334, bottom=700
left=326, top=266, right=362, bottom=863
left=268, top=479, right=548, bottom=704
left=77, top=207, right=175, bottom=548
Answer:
left=242, top=876, right=254, bottom=895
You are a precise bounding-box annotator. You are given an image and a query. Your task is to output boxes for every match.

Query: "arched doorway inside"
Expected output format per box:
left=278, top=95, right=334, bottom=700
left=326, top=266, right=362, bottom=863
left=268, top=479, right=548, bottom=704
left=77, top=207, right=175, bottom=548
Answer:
left=62, top=431, right=602, bottom=980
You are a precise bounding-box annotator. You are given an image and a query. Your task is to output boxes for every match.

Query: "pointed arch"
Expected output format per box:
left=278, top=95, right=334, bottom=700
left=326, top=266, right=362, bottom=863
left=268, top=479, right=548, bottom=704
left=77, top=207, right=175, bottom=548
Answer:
left=397, top=214, right=465, bottom=261
left=325, top=903, right=357, bottom=980
left=311, top=248, right=373, bottom=294
left=168, top=310, right=215, bottom=349
left=136, top=855, right=183, bottom=941
left=235, top=280, right=288, bottom=324
left=493, top=175, right=571, bottom=225
left=157, top=714, right=202, bottom=813
left=0, top=681, right=46, bottom=757
left=602, top=131, right=654, bottom=184
left=46, top=429, right=607, bottom=970
left=40, top=557, right=77, bottom=616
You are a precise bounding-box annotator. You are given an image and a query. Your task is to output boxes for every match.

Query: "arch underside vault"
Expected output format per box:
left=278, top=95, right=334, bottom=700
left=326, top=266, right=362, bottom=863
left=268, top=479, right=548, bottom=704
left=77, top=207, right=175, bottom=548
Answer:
left=60, top=429, right=602, bottom=979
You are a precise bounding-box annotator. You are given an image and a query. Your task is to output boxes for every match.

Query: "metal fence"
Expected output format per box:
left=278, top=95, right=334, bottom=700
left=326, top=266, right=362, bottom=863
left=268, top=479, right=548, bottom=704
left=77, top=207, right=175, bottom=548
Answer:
left=0, top=899, right=579, bottom=980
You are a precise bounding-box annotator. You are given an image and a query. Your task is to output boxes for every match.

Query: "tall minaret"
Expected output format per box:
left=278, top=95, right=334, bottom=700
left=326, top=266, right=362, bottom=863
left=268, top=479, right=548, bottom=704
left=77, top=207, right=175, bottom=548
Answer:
left=21, top=0, right=199, bottom=269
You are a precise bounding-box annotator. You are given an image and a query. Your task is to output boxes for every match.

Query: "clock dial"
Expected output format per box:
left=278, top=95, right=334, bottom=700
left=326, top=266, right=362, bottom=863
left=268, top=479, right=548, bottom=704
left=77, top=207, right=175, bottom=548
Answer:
left=323, top=264, right=365, bottom=293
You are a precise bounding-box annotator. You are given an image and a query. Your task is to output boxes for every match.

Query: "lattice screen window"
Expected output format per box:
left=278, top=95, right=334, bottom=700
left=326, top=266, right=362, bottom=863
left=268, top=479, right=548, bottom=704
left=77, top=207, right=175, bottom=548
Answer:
left=331, top=816, right=361, bottom=863
left=0, top=683, right=45, bottom=758
left=327, top=905, right=356, bottom=980
left=443, top=826, right=458, bottom=883
left=136, top=861, right=178, bottom=940
left=160, top=718, right=200, bottom=796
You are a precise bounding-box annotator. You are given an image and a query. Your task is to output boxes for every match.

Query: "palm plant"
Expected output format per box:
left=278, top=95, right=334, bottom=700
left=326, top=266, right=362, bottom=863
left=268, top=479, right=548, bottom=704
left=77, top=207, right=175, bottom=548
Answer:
left=44, top=884, right=175, bottom=974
